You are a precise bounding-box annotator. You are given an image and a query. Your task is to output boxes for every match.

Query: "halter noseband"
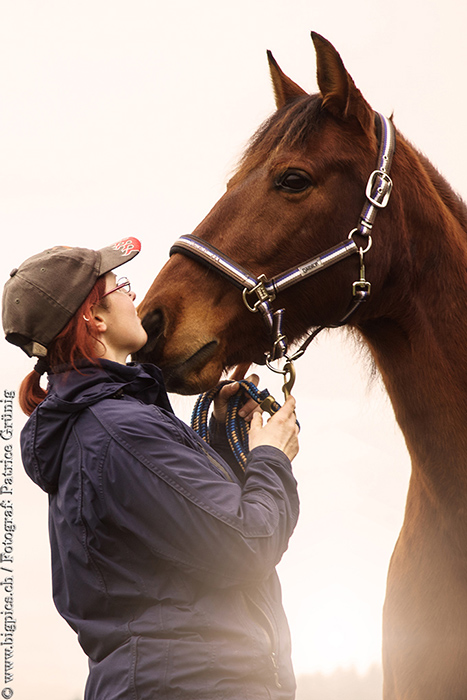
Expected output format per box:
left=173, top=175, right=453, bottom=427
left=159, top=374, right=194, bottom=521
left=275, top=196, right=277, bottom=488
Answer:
left=170, top=112, right=396, bottom=368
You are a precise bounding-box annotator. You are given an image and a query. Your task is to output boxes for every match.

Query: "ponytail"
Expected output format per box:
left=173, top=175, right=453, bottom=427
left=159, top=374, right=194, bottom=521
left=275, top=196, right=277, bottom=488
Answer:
left=19, top=370, right=47, bottom=417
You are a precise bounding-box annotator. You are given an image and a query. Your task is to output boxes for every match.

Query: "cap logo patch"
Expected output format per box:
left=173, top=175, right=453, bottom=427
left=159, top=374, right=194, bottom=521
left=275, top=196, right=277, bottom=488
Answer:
left=112, top=237, right=140, bottom=256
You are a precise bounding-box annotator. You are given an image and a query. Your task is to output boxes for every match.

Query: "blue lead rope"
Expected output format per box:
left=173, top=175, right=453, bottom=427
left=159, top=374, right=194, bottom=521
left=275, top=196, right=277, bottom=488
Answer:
left=191, top=380, right=281, bottom=470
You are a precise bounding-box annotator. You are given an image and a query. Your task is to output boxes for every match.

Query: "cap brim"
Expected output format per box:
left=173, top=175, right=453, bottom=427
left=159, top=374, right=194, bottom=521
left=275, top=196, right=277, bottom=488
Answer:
left=98, top=237, right=141, bottom=275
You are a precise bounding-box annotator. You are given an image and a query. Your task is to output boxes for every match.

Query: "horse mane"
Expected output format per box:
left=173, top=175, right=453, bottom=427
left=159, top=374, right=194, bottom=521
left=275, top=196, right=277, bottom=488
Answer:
left=414, top=148, right=467, bottom=235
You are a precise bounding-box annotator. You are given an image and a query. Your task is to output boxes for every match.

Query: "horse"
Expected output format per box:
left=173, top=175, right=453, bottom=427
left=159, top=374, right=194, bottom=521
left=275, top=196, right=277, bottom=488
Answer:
left=136, top=32, right=467, bottom=700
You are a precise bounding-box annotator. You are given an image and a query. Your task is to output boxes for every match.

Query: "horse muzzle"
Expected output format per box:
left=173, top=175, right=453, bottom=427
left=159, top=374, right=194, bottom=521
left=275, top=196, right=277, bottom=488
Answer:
left=135, top=307, right=222, bottom=393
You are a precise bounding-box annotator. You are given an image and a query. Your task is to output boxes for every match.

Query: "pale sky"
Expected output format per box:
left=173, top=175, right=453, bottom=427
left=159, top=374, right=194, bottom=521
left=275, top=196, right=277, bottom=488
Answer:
left=1, top=1, right=467, bottom=698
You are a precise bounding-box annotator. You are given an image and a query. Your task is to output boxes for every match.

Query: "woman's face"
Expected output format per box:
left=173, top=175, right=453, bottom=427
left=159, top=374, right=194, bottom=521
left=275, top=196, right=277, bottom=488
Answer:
left=94, top=271, right=148, bottom=364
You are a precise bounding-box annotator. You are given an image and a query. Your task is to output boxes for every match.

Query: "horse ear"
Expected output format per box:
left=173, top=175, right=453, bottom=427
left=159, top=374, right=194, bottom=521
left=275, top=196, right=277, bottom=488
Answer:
left=311, top=32, right=374, bottom=135
left=267, top=50, right=308, bottom=109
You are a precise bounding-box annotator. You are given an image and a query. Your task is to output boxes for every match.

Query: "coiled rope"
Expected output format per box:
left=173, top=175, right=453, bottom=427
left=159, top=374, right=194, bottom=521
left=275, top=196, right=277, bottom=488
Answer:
left=191, top=380, right=281, bottom=470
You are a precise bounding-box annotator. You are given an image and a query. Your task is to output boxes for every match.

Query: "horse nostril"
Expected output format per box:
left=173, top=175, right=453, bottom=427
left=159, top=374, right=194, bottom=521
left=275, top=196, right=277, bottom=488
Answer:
left=139, top=309, right=166, bottom=354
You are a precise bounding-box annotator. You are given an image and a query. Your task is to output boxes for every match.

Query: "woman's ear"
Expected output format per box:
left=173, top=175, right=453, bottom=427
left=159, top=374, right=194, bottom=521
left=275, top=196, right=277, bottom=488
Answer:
left=90, top=308, right=107, bottom=334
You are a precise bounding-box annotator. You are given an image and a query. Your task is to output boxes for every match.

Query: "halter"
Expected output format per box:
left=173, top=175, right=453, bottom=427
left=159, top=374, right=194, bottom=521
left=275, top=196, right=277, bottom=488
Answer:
left=170, top=112, right=396, bottom=385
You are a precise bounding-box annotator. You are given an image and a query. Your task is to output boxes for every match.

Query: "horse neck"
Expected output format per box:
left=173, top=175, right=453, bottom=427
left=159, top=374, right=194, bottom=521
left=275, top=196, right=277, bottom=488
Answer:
left=360, top=139, right=467, bottom=499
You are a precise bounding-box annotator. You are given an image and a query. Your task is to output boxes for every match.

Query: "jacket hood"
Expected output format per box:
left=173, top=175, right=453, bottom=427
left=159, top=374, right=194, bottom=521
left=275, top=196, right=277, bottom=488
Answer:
left=20, top=359, right=173, bottom=494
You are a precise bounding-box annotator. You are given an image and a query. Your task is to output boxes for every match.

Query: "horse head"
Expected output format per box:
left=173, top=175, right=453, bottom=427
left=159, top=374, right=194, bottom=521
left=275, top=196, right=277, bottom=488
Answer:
left=137, top=33, right=406, bottom=393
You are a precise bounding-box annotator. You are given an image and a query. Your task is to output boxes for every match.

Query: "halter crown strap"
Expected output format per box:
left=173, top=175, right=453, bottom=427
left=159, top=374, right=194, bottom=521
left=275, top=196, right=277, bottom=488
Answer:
left=358, top=113, right=395, bottom=235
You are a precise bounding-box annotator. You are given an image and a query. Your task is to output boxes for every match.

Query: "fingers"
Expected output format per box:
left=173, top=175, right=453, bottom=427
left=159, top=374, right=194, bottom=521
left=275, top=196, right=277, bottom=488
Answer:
left=279, top=395, right=296, bottom=414
left=249, top=410, right=263, bottom=430
left=214, top=373, right=297, bottom=435
left=247, top=394, right=299, bottom=461
left=212, top=372, right=258, bottom=422
left=237, top=373, right=260, bottom=420
left=239, top=402, right=261, bottom=422
left=212, top=381, right=238, bottom=422
left=223, top=369, right=259, bottom=421
left=220, top=382, right=240, bottom=399
left=244, top=373, right=259, bottom=387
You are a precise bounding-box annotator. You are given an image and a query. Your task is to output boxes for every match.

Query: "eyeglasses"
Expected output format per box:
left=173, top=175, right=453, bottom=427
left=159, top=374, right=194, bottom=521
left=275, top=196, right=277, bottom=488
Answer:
left=100, top=277, right=132, bottom=299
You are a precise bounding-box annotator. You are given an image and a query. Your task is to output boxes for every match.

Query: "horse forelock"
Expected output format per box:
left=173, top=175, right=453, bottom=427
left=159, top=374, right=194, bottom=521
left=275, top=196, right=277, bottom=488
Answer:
left=231, top=93, right=325, bottom=182
left=230, top=92, right=381, bottom=193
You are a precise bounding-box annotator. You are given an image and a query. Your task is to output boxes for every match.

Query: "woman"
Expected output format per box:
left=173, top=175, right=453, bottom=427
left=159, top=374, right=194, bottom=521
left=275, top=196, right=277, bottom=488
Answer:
left=2, top=237, right=300, bottom=699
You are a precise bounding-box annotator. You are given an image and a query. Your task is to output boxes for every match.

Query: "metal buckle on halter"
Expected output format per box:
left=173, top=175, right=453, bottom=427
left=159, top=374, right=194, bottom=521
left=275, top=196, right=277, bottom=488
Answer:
left=242, top=274, right=276, bottom=313
left=365, top=170, right=393, bottom=208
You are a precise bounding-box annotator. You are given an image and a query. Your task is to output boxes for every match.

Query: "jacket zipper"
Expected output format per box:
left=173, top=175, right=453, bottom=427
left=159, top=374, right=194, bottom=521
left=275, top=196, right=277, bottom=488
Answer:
left=197, top=442, right=282, bottom=688
left=246, top=594, right=282, bottom=689
left=196, top=436, right=279, bottom=683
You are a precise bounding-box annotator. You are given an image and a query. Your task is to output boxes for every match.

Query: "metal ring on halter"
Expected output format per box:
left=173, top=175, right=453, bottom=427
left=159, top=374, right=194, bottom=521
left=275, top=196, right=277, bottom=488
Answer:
left=265, top=354, right=292, bottom=374
left=348, top=228, right=373, bottom=254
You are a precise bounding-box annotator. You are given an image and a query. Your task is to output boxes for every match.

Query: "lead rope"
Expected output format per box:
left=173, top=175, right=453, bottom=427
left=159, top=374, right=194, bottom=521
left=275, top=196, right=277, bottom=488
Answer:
left=191, top=380, right=283, bottom=470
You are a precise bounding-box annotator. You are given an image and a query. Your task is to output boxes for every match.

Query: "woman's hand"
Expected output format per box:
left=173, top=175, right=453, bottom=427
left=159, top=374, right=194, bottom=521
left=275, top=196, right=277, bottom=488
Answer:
left=212, top=364, right=300, bottom=462
left=248, top=396, right=299, bottom=462
left=212, top=365, right=260, bottom=424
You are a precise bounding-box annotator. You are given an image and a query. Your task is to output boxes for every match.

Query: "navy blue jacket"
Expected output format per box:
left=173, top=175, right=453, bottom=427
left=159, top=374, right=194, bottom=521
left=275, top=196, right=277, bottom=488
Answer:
left=21, top=360, right=300, bottom=699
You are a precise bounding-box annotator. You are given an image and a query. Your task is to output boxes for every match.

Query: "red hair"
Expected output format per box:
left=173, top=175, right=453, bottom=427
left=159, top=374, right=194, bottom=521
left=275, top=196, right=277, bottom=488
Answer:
left=19, top=276, right=108, bottom=416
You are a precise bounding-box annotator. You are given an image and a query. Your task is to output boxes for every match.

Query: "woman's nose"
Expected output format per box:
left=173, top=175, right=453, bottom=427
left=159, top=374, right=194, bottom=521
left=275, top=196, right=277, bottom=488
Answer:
left=129, top=290, right=136, bottom=302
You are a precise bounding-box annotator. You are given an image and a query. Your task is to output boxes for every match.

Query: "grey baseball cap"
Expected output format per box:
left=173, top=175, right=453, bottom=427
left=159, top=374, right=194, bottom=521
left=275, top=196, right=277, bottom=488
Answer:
left=2, top=237, right=141, bottom=357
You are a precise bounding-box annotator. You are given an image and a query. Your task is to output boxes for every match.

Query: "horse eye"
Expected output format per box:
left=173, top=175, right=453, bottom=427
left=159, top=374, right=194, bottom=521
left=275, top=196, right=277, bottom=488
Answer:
left=275, top=169, right=313, bottom=193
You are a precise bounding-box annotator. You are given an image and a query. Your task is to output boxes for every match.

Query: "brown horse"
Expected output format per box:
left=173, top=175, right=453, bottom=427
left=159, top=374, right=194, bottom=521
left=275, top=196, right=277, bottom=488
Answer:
left=137, top=32, right=467, bottom=700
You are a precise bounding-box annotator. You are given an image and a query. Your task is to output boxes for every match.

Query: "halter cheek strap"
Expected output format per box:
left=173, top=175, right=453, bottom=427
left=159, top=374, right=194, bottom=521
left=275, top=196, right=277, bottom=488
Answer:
left=170, top=112, right=396, bottom=364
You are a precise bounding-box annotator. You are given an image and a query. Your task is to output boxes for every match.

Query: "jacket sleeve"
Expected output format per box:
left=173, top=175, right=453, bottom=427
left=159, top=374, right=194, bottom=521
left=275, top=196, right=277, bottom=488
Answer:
left=89, top=400, right=299, bottom=588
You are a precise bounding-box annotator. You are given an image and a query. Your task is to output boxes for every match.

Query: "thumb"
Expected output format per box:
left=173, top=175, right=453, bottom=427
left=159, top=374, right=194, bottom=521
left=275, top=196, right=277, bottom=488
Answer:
left=249, top=410, right=263, bottom=431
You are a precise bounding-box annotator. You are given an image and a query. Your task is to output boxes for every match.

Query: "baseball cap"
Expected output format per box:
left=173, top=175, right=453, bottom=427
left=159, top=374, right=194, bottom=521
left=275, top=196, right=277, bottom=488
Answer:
left=2, top=237, right=141, bottom=357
